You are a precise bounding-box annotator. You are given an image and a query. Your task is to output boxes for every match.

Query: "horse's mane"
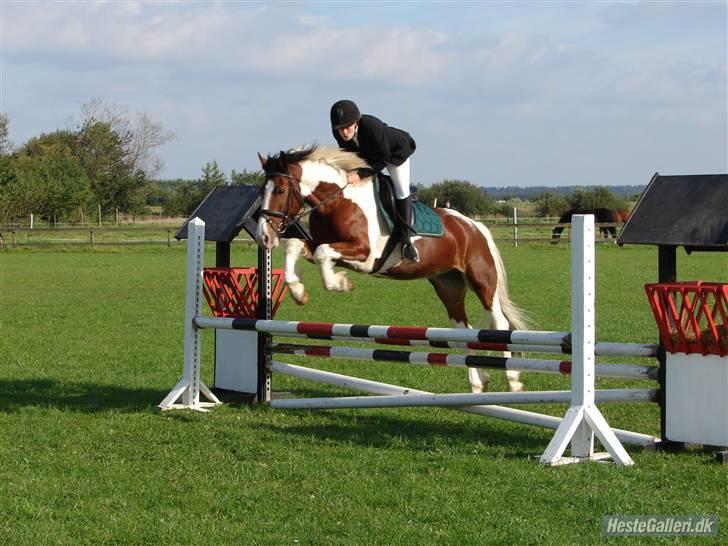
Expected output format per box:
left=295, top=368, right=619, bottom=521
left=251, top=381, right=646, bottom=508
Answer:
left=263, top=145, right=370, bottom=176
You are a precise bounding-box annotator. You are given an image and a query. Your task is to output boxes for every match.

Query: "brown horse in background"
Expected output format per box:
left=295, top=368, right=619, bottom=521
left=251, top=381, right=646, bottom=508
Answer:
left=551, top=208, right=630, bottom=244
left=255, top=146, right=529, bottom=393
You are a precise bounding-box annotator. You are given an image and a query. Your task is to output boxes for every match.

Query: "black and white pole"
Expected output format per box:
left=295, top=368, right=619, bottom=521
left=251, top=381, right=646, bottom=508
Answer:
left=539, top=215, right=633, bottom=466
left=158, top=218, right=222, bottom=412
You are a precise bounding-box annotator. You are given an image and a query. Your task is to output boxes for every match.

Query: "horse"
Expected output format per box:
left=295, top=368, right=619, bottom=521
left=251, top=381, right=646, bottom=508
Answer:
left=551, top=208, right=630, bottom=244
left=255, top=145, right=529, bottom=393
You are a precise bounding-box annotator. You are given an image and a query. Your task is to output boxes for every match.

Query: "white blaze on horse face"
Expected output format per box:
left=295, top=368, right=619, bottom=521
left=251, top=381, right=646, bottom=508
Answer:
left=256, top=180, right=278, bottom=249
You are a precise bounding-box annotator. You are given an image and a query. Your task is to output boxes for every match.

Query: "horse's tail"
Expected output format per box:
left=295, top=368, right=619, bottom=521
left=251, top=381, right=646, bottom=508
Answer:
left=470, top=219, right=530, bottom=332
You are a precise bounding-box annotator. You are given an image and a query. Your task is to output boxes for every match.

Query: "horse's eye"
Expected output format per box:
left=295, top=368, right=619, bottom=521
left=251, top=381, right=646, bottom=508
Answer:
left=274, top=187, right=286, bottom=195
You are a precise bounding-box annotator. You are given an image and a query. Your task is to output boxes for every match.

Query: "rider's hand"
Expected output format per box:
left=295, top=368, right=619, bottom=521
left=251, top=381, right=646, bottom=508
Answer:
left=347, top=171, right=361, bottom=184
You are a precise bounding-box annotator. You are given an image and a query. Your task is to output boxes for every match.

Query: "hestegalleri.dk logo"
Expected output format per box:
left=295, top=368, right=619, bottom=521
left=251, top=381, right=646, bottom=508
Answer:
left=603, top=515, right=718, bottom=536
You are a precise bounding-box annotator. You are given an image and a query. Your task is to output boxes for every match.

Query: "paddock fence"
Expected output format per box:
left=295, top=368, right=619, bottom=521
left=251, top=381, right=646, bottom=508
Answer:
left=0, top=217, right=624, bottom=249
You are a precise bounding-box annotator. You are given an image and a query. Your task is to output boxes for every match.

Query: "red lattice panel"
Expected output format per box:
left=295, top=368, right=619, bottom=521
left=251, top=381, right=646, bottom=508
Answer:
left=202, top=267, right=288, bottom=319
left=645, top=281, right=728, bottom=356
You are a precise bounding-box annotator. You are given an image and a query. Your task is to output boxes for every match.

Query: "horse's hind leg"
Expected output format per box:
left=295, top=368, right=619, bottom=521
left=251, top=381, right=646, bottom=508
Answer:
left=465, top=269, right=524, bottom=393
left=428, top=271, right=490, bottom=393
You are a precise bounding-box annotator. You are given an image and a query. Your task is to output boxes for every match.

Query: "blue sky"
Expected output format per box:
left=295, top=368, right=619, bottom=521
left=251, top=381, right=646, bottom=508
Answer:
left=2, top=0, right=726, bottom=187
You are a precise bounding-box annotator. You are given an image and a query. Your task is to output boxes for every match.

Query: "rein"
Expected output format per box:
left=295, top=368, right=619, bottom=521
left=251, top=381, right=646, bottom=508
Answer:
left=259, top=170, right=351, bottom=234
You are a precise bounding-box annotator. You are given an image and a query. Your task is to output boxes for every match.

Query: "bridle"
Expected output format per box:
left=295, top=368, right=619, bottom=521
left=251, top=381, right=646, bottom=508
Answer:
left=259, top=168, right=351, bottom=234
left=259, top=171, right=305, bottom=235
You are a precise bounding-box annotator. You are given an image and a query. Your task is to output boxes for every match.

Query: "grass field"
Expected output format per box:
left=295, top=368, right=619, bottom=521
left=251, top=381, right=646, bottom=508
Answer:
left=1, top=241, right=727, bottom=544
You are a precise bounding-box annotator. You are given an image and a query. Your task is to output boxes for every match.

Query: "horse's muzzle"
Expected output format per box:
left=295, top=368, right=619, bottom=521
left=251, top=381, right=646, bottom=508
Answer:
left=256, top=219, right=279, bottom=250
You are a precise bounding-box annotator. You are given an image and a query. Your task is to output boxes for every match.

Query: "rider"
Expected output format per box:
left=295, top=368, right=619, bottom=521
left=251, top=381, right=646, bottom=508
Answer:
left=329, top=99, right=419, bottom=262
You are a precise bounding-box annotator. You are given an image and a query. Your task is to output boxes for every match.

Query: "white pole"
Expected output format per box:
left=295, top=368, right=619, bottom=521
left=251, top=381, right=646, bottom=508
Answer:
left=540, top=215, right=634, bottom=466
left=513, top=207, right=518, bottom=247
left=159, top=218, right=221, bottom=411
left=30, top=213, right=34, bottom=230
left=270, top=389, right=656, bottom=410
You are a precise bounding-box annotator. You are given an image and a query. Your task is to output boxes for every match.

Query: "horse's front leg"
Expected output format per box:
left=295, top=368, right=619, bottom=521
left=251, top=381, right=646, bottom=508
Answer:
left=284, top=238, right=314, bottom=305
left=312, top=241, right=369, bottom=292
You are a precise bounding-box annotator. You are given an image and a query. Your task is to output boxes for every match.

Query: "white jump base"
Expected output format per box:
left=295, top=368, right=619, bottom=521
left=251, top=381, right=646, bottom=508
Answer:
left=162, top=215, right=661, bottom=466
left=271, top=361, right=658, bottom=447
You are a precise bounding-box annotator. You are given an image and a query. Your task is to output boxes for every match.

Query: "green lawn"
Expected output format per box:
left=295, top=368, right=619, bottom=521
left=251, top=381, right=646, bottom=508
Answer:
left=0, top=243, right=726, bottom=544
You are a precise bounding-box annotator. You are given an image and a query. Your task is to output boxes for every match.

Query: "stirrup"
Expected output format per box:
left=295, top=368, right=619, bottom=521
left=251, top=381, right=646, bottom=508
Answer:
left=402, top=243, right=420, bottom=262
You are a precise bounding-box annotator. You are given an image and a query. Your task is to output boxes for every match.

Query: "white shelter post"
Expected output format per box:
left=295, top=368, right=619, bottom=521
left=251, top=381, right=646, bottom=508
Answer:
left=159, top=217, right=222, bottom=411
left=540, top=214, right=633, bottom=466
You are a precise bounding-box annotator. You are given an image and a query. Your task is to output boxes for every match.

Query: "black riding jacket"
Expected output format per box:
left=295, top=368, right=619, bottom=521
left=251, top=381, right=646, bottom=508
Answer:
left=332, top=114, right=416, bottom=178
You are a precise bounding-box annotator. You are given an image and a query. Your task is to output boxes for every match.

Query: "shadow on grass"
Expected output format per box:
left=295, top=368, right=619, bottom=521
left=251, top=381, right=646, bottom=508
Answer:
left=257, top=387, right=552, bottom=456
left=0, top=378, right=167, bottom=413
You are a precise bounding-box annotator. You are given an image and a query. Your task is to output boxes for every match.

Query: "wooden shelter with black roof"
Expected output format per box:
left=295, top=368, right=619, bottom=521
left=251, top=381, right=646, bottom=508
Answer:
left=618, top=173, right=727, bottom=454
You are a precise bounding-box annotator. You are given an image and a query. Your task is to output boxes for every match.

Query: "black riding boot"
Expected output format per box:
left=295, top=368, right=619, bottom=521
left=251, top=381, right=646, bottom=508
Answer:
left=395, top=196, right=420, bottom=262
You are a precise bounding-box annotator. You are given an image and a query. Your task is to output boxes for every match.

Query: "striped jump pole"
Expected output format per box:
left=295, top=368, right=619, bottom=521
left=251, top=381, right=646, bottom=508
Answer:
left=271, top=361, right=658, bottom=447
left=277, top=333, right=658, bottom=358
left=269, top=343, right=659, bottom=380
left=193, top=316, right=571, bottom=347
left=194, top=317, right=657, bottom=358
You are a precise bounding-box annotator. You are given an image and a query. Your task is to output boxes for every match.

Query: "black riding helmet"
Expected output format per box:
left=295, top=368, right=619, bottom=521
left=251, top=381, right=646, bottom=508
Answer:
left=330, top=100, right=361, bottom=130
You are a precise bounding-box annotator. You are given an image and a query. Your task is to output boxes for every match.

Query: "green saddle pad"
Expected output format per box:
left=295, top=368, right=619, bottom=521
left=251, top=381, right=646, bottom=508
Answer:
left=374, top=179, right=444, bottom=237
left=411, top=201, right=444, bottom=237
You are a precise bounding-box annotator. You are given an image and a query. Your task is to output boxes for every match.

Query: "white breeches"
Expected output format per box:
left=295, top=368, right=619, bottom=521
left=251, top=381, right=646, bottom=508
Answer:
left=387, top=158, right=411, bottom=199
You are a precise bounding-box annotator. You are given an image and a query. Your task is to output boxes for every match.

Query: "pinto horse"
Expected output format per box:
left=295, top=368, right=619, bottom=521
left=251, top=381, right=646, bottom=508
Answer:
left=551, top=208, right=630, bottom=244
left=255, top=146, right=528, bottom=393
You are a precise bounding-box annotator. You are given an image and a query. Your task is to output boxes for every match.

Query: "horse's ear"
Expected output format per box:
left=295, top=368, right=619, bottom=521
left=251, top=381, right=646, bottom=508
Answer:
left=279, top=150, right=288, bottom=169
left=258, top=152, right=267, bottom=168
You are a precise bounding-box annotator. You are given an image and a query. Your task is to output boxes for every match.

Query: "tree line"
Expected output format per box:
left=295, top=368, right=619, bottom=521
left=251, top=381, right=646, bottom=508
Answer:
left=416, top=180, right=631, bottom=217
left=1, top=103, right=632, bottom=224
left=0, top=101, right=176, bottom=224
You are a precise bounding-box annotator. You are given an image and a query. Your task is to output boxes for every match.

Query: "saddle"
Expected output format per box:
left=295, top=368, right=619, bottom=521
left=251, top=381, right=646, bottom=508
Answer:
left=374, top=174, right=443, bottom=238
left=370, top=174, right=443, bottom=272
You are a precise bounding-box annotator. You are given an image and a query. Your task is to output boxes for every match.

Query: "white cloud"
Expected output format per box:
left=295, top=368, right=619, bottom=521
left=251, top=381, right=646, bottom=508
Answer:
left=1, top=1, right=724, bottom=184
left=243, top=26, right=452, bottom=84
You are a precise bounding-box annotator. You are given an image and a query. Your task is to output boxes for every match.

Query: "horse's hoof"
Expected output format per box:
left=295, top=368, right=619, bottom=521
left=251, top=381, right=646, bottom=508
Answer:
left=289, top=283, right=308, bottom=305
left=508, top=382, right=524, bottom=393
left=334, top=272, right=353, bottom=292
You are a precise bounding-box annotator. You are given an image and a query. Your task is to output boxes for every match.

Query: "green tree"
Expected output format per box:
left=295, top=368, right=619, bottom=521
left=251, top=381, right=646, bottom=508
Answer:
left=231, top=168, right=264, bottom=186
left=9, top=147, right=93, bottom=222
left=417, top=179, right=494, bottom=216
left=161, top=162, right=229, bottom=217
left=0, top=112, right=10, bottom=156
left=80, top=98, right=175, bottom=179
left=201, top=160, right=227, bottom=193
left=535, top=191, right=569, bottom=217
left=76, top=120, right=146, bottom=214
left=567, top=186, right=628, bottom=211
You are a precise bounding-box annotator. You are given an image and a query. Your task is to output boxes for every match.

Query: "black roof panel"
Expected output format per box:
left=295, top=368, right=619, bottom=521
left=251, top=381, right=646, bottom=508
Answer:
left=175, top=186, right=261, bottom=242
left=618, top=173, right=728, bottom=249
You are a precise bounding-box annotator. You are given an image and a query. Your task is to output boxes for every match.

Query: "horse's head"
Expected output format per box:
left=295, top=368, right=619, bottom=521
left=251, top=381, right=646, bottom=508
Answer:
left=256, top=150, right=307, bottom=249
left=255, top=145, right=371, bottom=249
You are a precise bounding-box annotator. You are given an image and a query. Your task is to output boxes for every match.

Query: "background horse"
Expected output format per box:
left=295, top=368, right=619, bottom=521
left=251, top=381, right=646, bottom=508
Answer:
left=256, top=146, right=529, bottom=393
left=551, top=207, right=630, bottom=244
